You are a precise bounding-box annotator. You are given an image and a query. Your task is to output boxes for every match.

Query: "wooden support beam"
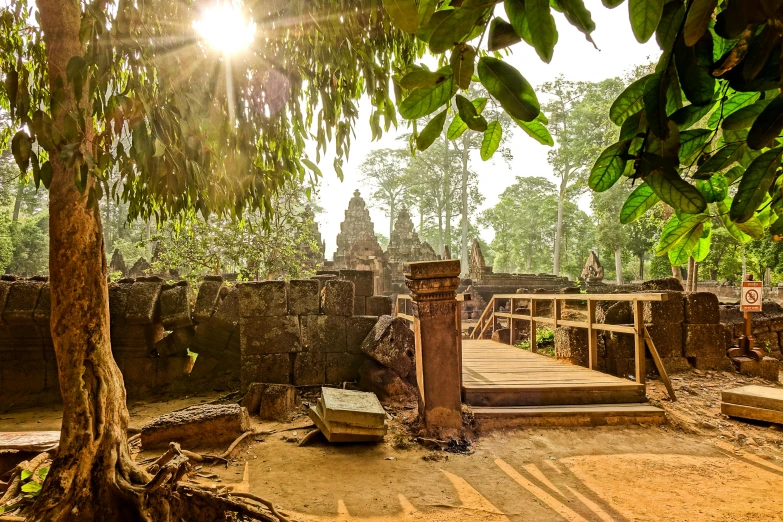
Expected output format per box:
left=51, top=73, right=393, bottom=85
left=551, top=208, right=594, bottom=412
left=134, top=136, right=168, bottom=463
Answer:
left=633, top=299, right=646, bottom=385
left=530, top=299, right=537, bottom=353
left=587, top=300, right=597, bottom=371
left=643, top=325, right=676, bottom=401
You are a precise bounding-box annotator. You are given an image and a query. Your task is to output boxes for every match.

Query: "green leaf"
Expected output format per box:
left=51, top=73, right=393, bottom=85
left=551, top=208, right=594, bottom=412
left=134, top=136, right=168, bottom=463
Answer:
left=678, top=129, right=712, bottom=164
left=643, top=70, right=669, bottom=138
left=722, top=98, right=773, bottom=131
left=40, top=161, right=53, bottom=189
left=668, top=222, right=703, bottom=265
left=66, top=56, right=86, bottom=101
left=589, top=139, right=632, bottom=192
left=11, top=130, right=32, bottom=173
left=619, top=182, right=660, bottom=224
left=646, top=168, right=708, bottom=213
left=429, top=1, right=495, bottom=54
left=21, top=470, right=32, bottom=481
left=399, top=68, right=449, bottom=91
left=382, top=0, right=419, bottom=33
left=558, top=0, right=596, bottom=47
left=526, top=0, right=558, bottom=63
left=603, top=0, right=625, bottom=7
left=736, top=217, right=764, bottom=239
left=683, top=0, right=718, bottom=46
left=747, top=96, right=783, bottom=150
left=447, top=115, right=468, bottom=140
left=450, top=46, right=476, bottom=90
left=416, top=109, right=448, bottom=151
left=419, top=0, right=438, bottom=26
left=619, top=110, right=646, bottom=140
left=692, top=142, right=742, bottom=178
left=37, top=467, right=49, bottom=480
left=707, top=92, right=759, bottom=129
left=629, top=0, right=663, bottom=43
left=21, top=481, right=41, bottom=494
left=505, top=0, right=533, bottom=46
left=656, top=213, right=709, bottom=255
left=515, top=118, right=554, bottom=145
left=399, top=78, right=457, bottom=119
left=481, top=121, right=503, bottom=160
left=610, top=75, right=650, bottom=125
left=456, top=95, right=487, bottom=131
left=674, top=42, right=715, bottom=106
left=477, top=57, right=540, bottom=122
left=656, top=0, right=685, bottom=53
left=302, top=158, right=322, bottom=177
left=670, top=101, right=716, bottom=130
left=695, top=174, right=728, bottom=203
left=488, top=18, right=522, bottom=51
left=718, top=198, right=752, bottom=242
left=691, top=224, right=712, bottom=263
left=730, top=147, right=783, bottom=222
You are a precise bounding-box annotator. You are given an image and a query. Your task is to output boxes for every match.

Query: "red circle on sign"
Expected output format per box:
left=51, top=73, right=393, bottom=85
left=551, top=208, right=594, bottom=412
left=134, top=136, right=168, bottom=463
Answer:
left=746, top=289, right=759, bottom=304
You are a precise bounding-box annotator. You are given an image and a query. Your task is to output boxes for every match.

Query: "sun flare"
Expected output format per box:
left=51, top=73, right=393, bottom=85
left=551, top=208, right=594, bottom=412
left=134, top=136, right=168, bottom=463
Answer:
left=193, top=1, right=256, bottom=55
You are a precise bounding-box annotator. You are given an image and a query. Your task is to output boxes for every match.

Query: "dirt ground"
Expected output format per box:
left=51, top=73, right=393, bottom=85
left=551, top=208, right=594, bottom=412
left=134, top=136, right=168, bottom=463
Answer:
left=2, top=370, right=783, bottom=522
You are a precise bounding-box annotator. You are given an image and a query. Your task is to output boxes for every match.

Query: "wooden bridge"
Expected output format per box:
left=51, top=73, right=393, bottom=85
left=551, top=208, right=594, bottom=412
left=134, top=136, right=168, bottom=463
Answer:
left=396, top=292, right=669, bottom=427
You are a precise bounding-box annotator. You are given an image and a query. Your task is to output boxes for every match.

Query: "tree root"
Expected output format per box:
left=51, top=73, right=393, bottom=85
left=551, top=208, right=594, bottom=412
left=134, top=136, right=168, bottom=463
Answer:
left=0, top=452, right=52, bottom=518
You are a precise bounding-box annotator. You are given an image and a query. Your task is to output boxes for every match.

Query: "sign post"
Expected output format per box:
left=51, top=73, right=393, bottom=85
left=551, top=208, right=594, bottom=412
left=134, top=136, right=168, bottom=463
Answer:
left=730, top=276, right=765, bottom=361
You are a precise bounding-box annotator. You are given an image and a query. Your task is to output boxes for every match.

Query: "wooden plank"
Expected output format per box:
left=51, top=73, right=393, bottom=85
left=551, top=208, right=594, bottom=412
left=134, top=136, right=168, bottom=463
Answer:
left=530, top=299, right=537, bottom=353
left=592, top=323, right=636, bottom=334
left=483, top=293, right=669, bottom=302
left=558, top=319, right=588, bottom=328
left=643, top=326, right=675, bottom=401
left=469, top=404, right=665, bottom=428
left=721, top=386, right=783, bottom=411
left=721, top=402, right=783, bottom=424
left=587, top=300, right=597, bottom=370
left=633, top=299, right=645, bottom=385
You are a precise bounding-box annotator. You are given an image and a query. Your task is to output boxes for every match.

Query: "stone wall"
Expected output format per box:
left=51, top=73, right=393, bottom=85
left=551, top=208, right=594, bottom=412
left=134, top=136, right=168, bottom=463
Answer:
left=720, top=302, right=783, bottom=359
left=238, top=270, right=393, bottom=391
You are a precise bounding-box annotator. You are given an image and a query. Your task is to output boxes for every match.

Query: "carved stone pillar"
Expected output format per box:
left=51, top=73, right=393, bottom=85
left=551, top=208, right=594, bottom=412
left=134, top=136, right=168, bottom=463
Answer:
left=404, top=260, right=462, bottom=436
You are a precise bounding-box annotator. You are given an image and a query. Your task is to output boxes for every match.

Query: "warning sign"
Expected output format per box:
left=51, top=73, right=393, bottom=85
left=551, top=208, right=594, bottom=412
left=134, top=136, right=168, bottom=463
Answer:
left=741, top=280, right=763, bottom=312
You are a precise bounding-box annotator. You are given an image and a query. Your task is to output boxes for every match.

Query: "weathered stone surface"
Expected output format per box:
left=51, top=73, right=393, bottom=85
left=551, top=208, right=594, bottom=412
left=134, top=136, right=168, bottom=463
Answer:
left=597, top=301, right=632, bottom=325
left=141, top=404, right=250, bottom=449
left=733, top=356, right=780, bottom=382
left=300, top=315, right=346, bottom=352
left=640, top=278, right=684, bottom=291
left=353, top=296, right=366, bottom=315
left=325, top=352, right=367, bottom=384
left=125, top=281, right=162, bottom=325
left=155, top=326, right=196, bottom=357
left=339, top=270, right=374, bottom=297
left=193, top=278, right=224, bottom=322
left=684, top=292, right=720, bottom=324
left=321, top=280, right=354, bottom=316
left=2, top=282, right=42, bottom=325
left=688, top=356, right=733, bottom=371
left=160, top=283, right=192, bottom=329
left=241, top=354, right=290, bottom=391
left=554, top=327, right=588, bottom=366
left=662, top=356, right=692, bottom=373
left=346, top=316, right=378, bottom=353
left=239, top=281, right=288, bottom=317
left=360, top=316, right=415, bottom=380
left=33, top=283, right=51, bottom=326
left=240, top=316, right=301, bottom=355
left=683, top=324, right=726, bottom=358
left=155, top=356, right=189, bottom=388
left=120, top=357, right=158, bottom=396
left=289, top=279, right=320, bottom=316
left=756, top=331, right=780, bottom=355
left=491, top=327, right=511, bottom=344
left=643, top=291, right=684, bottom=324
left=111, top=324, right=163, bottom=357
left=128, top=257, right=151, bottom=278
left=645, top=323, right=682, bottom=359
left=293, top=352, right=325, bottom=386
left=603, top=332, right=635, bottom=359
left=366, top=296, right=393, bottom=316
left=358, top=359, right=417, bottom=402
left=0, top=359, right=46, bottom=393
left=108, top=282, right=132, bottom=324
left=243, top=383, right=298, bottom=420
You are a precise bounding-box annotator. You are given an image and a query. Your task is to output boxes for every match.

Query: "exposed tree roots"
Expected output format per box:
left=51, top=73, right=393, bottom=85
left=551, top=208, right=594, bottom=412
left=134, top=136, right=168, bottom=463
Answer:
left=0, top=433, right=291, bottom=522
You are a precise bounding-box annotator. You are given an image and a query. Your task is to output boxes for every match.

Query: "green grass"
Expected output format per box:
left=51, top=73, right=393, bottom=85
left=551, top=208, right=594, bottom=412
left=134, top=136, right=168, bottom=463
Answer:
left=515, top=327, right=556, bottom=357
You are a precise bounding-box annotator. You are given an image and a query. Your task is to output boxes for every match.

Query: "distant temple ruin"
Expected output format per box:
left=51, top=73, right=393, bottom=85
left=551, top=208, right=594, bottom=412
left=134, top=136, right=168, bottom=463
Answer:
left=385, top=208, right=437, bottom=293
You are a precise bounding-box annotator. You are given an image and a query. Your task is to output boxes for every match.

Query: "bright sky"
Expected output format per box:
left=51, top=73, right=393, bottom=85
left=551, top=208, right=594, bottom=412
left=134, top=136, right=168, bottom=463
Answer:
left=312, top=2, right=661, bottom=258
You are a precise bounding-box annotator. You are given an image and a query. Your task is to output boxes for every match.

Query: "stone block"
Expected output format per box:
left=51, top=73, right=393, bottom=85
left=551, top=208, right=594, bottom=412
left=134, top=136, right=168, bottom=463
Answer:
left=240, top=316, right=301, bottom=355
left=141, top=404, right=250, bottom=450
left=661, top=356, right=692, bottom=373
left=353, top=296, right=366, bottom=315
left=241, top=354, right=290, bottom=391
left=0, top=359, right=46, bottom=394
left=596, top=301, right=632, bottom=325
left=684, top=292, right=720, bottom=324
left=339, top=269, right=374, bottom=297
left=606, top=357, right=635, bottom=378
left=358, top=359, right=417, bottom=401
left=366, top=295, right=393, bottom=316
left=108, top=282, right=133, bottom=324
left=193, top=278, right=224, bottom=322
left=2, top=281, right=43, bottom=325
left=645, top=323, right=682, bottom=359
left=155, top=356, right=189, bottom=387
left=288, top=279, right=320, bottom=316
left=640, top=278, right=684, bottom=291
left=752, top=319, right=771, bottom=335
left=325, top=353, right=367, bottom=384
left=242, top=383, right=298, bottom=420
left=733, top=356, right=780, bottom=382
left=111, top=324, right=161, bottom=357
left=756, top=331, right=780, bottom=355
left=159, top=283, right=192, bottom=329
left=212, top=288, right=239, bottom=327
left=155, top=326, right=196, bottom=357
left=642, top=291, right=684, bottom=324
left=346, top=316, right=378, bottom=353
left=300, top=315, right=346, bottom=353
left=33, top=283, right=51, bottom=326
left=688, top=356, right=733, bottom=371
left=554, top=327, right=588, bottom=366
left=239, top=281, right=288, bottom=317
left=125, top=281, right=162, bottom=325
left=0, top=280, right=13, bottom=317
left=604, top=332, right=635, bottom=359
left=121, top=357, right=158, bottom=396
left=321, top=280, right=354, bottom=316
left=492, top=327, right=511, bottom=344
left=293, top=352, right=325, bottom=386
left=360, top=316, right=415, bottom=380
left=190, top=322, right=233, bottom=356
left=683, top=324, right=726, bottom=358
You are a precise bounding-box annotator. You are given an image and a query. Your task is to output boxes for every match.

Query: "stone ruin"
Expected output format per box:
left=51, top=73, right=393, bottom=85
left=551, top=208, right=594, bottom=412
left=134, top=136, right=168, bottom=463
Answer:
left=581, top=250, right=604, bottom=282
left=385, top=208, right=437, bottom=293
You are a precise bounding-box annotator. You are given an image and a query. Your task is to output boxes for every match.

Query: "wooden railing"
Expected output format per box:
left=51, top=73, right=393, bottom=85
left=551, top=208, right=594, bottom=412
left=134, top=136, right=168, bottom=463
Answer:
left=469, top=292, right=674, bottom=394
left=394, top=293, right=469, bottom=326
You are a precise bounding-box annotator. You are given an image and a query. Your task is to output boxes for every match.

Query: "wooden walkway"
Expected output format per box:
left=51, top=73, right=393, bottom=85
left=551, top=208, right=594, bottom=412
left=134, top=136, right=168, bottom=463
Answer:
left=462, top=339, right=647, bottom=408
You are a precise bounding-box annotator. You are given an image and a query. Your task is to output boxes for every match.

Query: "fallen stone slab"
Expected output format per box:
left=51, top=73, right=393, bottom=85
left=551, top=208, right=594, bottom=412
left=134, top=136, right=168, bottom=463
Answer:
left=319, top=386, right=386, bottom=428
left=241, top=383, right=298, bottom=420
left=0, top=431, right=60, bottom=452
left=308, top=404, right=386, bottom=443
left=358, top=359, right=418, bottom=402
left=140, top=404, right=250, bottom=450
left=360, top=315, right=415, bottom=380
left=721, top=385, right=783, bottom=425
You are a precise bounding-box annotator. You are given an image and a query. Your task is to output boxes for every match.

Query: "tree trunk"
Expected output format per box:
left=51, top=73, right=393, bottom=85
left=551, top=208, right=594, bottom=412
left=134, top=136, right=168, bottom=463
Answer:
left=30, top=1, right=157, bottom=519
left=12, top=182, right=24, bottom=222
left=638, top=255, right=644, bottom=280
left=614, top=247, right=623, bottom=284
left=437, top=211, right=443, bottom=257
left=742, top=248, right=747, bottom=280
left=443, top=143, right=451, bottom=258
left=389, top=199, right=395, bottom=241
left=553, top=164, right=570, bottom=276
left=672, top=264, right=683, bottom=282
left=693, top=261, right=700, bottom=291
left=460, top=135, right=469, bottom=277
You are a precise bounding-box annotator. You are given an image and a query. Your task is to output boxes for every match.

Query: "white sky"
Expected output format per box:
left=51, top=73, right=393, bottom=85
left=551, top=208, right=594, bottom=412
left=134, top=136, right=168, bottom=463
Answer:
left=311, top=2, right=661, bottom=258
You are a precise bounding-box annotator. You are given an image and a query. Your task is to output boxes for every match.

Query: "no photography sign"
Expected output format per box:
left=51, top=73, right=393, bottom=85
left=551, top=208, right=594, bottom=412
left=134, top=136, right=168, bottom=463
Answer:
left=741, top=280, right=762, bottom=312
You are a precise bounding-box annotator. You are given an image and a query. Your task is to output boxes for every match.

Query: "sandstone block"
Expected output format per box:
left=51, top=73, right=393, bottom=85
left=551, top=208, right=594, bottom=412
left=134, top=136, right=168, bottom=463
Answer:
left=159, top=283, right=192, bottom=329
left=242, top=382, right=298, bottom=420
left=640, top=278, right=684, bottom=291
left=212, top=289, right=239, bottom=328
left=239, top=281, right=288, bottom=317
left=597, top=301, right=632, bottom=324
left=358, top=359, right=417, bottom=402
left=293, top=352, right=325, bottom=386
left=241, top=354, right=290, bottom=391
left=155, top=326, right=196, bottom=357
left=321, top=280, right=354, bottom=316
left=683, top=324, right=726, bottom=358
left=756, top=331, right=780, bottom=355
left=346, top=316, right=378, bottom=353
left=688, top=356, right=733, bottom=371
left=604, top=332, right=635, bottom=359
left=141, top=404, right=250, bottom=450
left=2, top=282, right=43, bottom=325
left=661, top=356, right=692, bottom=373
left=120, top=357, right=158, bottom=396
left=352, top=296, right=366, bottom=315
left=193, top=278, right=224, bottom=322
left=366, top=295, right=393, bottom=316
left=240, top=316, right=301, bottom=355
left=125, top=281, right=162, bottom=325
left=0, top=280, right=13, bottom=316
left=300, top=315, right=346, bottom=353
left=360, top=316, right=415, bottom=380
left=33, top=283, right=51, bottom=326
left=339, top=269, right=374, bottom=297
left=645, top=323, right=682, bottom=358
left=643, top=291, right=684, bottom=324
left=325, top=353, right=367, bottom=384
left=190, top=322, right=233, bottom=356
left=733, top=356, right=780, bottom=382
left=108, top=282, right=133, bottom=324
left=155, top=356, right=189, bottom=387
left=492, top=327, right=511, bottom=344
left=288, top=279, right=320, bottom=316
left=554, top=327, right=588, bottom=366
left=0, top=359, right=46, bottom=394
left=684, top=292, right=720, bottom=324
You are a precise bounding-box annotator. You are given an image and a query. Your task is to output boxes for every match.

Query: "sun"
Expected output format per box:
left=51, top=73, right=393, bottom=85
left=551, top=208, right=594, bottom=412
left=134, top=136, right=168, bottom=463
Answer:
left=193, top=1, right=256, bottom=55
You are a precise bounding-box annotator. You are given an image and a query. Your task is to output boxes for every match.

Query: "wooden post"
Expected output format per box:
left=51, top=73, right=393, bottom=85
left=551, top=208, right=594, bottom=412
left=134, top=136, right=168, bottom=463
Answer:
left=509, top=297, right=515, bottom=346
left=530, top=298, right=537, bottom=353
left=553, top=298, right=561, bottom=329
left=633, top=299, right=646, bottom=384
left=587, top=299, right=597, bottom=370
left=404, top=260, right=463, bottom=437
left=492, top=297, right=499, bottom=336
